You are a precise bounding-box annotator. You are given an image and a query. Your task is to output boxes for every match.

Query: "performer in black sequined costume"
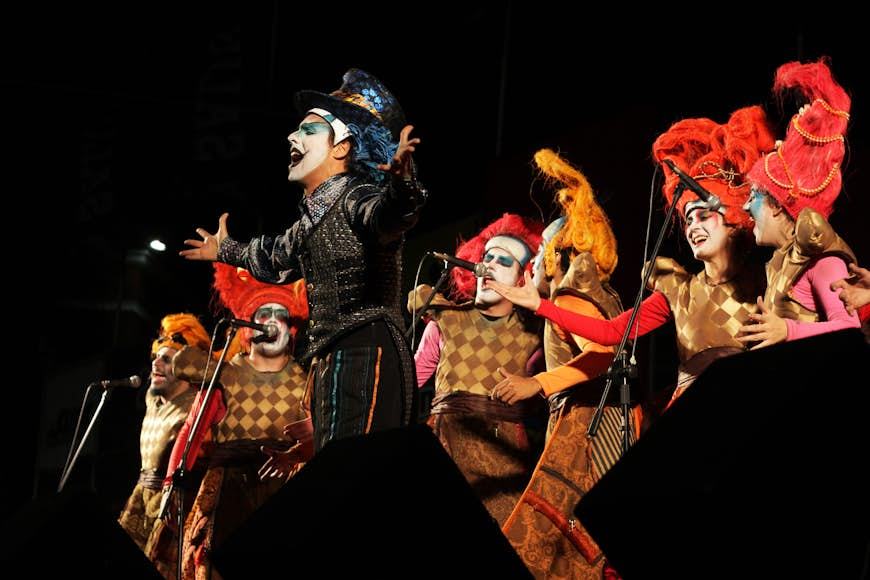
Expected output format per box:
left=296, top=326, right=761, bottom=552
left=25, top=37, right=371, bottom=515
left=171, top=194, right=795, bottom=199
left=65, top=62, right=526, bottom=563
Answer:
left=180, top=69, right=427, bottom=453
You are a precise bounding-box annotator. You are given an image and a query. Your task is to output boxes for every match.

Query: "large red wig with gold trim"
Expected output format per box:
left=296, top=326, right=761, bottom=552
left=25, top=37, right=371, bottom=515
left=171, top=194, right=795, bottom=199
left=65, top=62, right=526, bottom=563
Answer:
left=653, top=105, right=776, bottom=230
left=747, top=57, right=850, bottom=219
left=211, top=263, right=308, bottom=355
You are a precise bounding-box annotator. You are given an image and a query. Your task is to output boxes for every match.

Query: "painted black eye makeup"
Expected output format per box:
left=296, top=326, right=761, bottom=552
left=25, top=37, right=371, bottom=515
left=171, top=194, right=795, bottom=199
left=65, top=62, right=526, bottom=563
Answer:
left=483, top=252, right=515, bottom=267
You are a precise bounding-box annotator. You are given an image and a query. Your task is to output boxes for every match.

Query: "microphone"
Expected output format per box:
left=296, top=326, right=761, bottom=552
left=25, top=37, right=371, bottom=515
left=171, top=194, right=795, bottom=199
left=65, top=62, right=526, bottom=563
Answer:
left=96, top=375, right=142, bottom=389
left=430, top=252, right=488, bottom=277
left=662, top=159, right=721, bottom=212
left=224, top=318, right=279, bottom=339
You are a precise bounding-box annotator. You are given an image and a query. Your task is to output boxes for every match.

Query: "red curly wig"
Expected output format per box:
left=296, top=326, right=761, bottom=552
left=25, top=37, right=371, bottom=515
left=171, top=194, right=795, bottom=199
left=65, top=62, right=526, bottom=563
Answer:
left=449, top=213, right=545, bottom=302
left=747, top=57, right=850, bottom=219
left=653, top=104, right=776, bottom=230
left=211, top=263, right=309, bottom=355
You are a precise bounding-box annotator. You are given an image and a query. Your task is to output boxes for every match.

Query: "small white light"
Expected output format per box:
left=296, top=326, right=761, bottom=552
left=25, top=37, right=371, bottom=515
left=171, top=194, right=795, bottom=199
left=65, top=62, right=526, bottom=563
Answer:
left=149, top=239, right=167, bottom=252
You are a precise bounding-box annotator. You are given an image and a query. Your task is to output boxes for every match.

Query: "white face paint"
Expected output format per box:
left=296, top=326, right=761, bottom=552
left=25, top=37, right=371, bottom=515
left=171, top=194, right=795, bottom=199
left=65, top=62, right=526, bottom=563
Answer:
left=251, top=302, right=292, bottom=357
left=287, top=115, right=332, bottom=185
left=475, top=247, right=523, bottom=308
left=150, top=346, right=182, bottom=397
left=684, top=206, right=730, bottom=262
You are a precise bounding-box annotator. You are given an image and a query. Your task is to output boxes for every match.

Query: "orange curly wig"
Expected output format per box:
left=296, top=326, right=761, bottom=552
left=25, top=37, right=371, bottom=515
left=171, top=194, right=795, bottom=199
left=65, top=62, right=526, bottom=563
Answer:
left=150, top=312, right=212, bottom=358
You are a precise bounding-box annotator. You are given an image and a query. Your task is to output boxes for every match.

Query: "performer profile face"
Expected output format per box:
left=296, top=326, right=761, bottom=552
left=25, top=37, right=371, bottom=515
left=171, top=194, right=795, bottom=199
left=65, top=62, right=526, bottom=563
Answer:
left=532, top=217, right=566, bottom=294
left=742, top=188, right=776, bottom=247
left=149, top=346, right=182, bottom=397
left=287, top=115, right=333, bottom=187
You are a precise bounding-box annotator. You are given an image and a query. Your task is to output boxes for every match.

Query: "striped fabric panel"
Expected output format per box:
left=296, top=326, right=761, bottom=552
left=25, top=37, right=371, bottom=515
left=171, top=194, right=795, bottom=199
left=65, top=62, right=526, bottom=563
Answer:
left=590, top=406, right=635, bottom=479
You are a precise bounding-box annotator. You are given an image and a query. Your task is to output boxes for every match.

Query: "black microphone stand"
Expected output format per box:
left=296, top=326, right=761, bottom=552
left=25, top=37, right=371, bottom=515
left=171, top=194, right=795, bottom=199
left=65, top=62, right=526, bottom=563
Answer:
left=587, top=182, right=687, bottom=454
left=57, top=382, right=117, bottom=492
left=163, top=321, right=236, bottom=580
left=405, top=265, right=452, bottom=348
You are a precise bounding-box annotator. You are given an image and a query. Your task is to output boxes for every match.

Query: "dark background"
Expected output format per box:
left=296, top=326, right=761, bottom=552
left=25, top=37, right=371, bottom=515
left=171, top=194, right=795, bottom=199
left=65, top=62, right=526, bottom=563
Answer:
left=6, top=4, right=868, bottom=522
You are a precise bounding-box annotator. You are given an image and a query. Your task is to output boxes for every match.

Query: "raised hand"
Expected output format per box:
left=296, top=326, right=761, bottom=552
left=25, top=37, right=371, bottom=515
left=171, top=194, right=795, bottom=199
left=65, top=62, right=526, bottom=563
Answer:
left=483, top=271, right=542, bottom=311
left=179, top=212, right=229, bottom=262
left=376, top=125, right=420, bottom=178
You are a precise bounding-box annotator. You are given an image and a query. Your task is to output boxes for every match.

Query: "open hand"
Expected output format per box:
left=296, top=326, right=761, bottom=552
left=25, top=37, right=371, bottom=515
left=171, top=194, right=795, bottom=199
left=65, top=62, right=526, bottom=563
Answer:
left=179, top=212, right=229, bottom=261
left=376, top=125, right=420, bottom=178
left=483, top=271, right=542, bottom=311
left=737, top=296, right=788, bottom=349
left=258, top=417, right=314, bottom=481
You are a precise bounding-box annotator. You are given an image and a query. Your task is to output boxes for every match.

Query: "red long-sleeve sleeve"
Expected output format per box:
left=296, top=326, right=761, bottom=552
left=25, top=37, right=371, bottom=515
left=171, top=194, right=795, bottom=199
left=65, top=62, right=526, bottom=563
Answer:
left=535, top=291, right=673, bottom=345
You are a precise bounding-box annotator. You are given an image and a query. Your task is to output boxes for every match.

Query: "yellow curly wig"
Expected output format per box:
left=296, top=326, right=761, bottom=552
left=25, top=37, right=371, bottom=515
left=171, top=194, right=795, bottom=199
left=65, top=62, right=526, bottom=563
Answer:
left=534, top=148, right=618, bottom=283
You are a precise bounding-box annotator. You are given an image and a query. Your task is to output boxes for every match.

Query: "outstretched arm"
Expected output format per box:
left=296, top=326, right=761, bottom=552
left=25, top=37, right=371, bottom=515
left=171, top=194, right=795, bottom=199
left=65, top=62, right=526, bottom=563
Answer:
left=491, top=295, right=617, bottom=404
left=487, top=272, right=673, bottom=344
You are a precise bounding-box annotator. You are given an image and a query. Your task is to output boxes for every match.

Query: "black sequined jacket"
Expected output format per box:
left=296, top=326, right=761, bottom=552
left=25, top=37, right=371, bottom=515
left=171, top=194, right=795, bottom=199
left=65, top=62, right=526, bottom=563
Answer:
left=218, top=172, right=427, bottom=364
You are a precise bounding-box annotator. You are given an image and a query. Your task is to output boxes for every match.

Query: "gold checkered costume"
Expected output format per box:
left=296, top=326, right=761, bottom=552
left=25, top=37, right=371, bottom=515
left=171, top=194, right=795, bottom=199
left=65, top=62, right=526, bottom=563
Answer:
left=649, top=256, right=766, bottom=401
left=118, top=388, right=197, bottom=553
left=426, top=303, right=544, bottom=526
left=172, top=347, right=309, bottom=580
left=763, top=207, right=856, bottom=322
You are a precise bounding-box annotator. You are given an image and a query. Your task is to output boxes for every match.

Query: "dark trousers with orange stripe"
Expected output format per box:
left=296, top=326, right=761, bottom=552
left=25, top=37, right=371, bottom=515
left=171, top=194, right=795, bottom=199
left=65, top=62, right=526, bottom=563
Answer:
left=311, top=319, right=412, bottom=453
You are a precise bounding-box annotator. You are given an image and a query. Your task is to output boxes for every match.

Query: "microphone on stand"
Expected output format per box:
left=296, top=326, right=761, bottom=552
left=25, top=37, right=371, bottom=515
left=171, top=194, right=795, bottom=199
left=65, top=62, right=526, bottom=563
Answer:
left=662, top=159, right=721, bottom=212
left=430, top=252, right=488, bottom=277
left=93, top=375, right=142, bottom=389
left=223, top=318, right=279, bottom=341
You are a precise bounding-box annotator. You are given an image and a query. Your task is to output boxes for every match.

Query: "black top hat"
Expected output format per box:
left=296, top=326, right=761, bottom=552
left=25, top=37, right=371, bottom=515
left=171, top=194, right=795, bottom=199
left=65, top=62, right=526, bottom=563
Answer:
left=294, top=69, right=406, bottom=140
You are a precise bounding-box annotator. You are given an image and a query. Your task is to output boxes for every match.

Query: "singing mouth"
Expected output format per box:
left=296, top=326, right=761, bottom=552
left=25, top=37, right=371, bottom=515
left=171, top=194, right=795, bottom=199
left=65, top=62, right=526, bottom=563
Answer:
left=690, top=232, right=708, bottom=246
left=290, top=148, right=303, bottom=167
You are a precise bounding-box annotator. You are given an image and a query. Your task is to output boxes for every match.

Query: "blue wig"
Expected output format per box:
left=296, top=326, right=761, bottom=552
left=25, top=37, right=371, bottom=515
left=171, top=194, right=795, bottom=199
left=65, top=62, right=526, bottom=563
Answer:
left=347, top=122, right=398, bottom=185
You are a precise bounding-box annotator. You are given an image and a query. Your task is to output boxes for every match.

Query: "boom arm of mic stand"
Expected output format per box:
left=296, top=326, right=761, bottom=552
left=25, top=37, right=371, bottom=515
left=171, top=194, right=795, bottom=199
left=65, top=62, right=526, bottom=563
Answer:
left=57, top=386, right=111, bottom=492
left=587, top=183, right=687, bottom=454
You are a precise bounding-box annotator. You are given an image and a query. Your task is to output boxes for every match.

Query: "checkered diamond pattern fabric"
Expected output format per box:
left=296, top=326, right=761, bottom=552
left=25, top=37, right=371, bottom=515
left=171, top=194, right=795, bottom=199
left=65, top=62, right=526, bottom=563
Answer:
left=649, top=257, right=764, bottom=363
left=432, top=307, right=541, bottom=396
left=214, top=354, right=309, bottom=442
left=139, top=388, right=197, bottom=471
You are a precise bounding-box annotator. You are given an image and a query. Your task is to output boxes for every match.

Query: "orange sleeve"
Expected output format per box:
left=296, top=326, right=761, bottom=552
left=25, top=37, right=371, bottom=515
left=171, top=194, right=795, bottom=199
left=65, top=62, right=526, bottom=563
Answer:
left=534, top=294, right=615, bottom=398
